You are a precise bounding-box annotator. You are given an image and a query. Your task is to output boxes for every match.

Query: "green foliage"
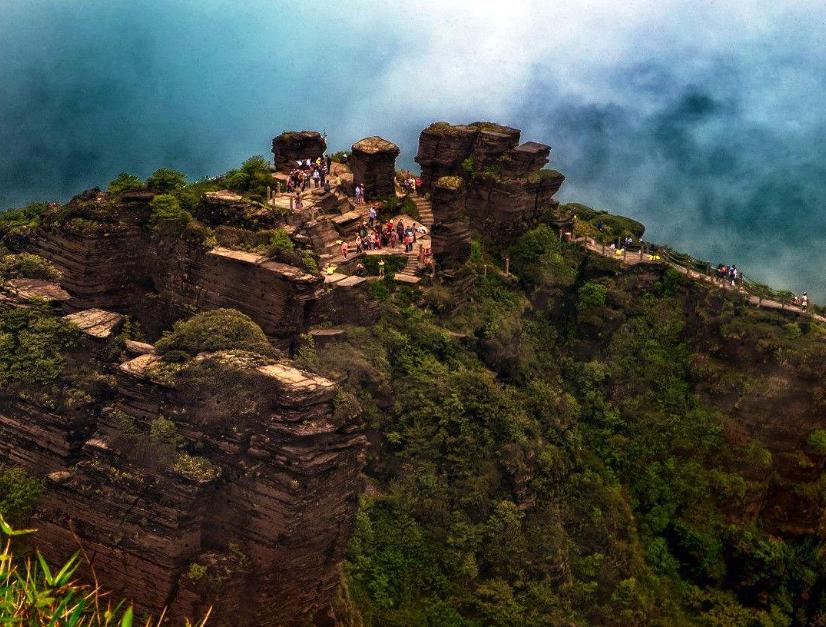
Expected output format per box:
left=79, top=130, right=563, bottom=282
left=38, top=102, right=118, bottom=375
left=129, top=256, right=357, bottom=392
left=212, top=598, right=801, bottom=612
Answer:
left=0, top=513, right=208, bottom=625
left=224, top=156, right=274, bottom=201
left=361, top=255, right=407, bottom=277
left=173, top=452, right=221, bottom=482
left=107, top=171, right=144, bottom=195
left=149, top=194, right=192, bottom=230
left=806, top=430, right=826, bottom=455
left=339, top=228, right=826, bottom=625
left=0, top=304, right=82, bottom=391
left=188, top=562, right=207, bottom=581
left=260, top=228, right=318, bottom=274
left=263, top=227, right=295, bottom=258
left=566, top=203, right=646, bottom=240
left=146, top=167, right=188, bottom=193
left=0, top=202, right=48, bottom=250
left=0, top=253, right=62, bottom=281
left=0, top=467, right=42, bottom=526
left=155, top=308, right=275, bottom=358
left=577, top=281, right=607, bottom=312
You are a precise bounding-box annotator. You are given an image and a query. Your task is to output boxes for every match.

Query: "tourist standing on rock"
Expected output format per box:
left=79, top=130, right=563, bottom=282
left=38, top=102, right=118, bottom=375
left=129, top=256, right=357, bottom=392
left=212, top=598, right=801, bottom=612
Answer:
left=368, top=205, right=377, bottom=226
left=802, top=292, right=809, bottom=310
left=340, top=241, right=349, bottom=258
left=729, top=265, right=737, bottom=286
left=294, top=191, right=302, bottom=211
left=396, top=219, right=405, bottom=244
left=312, top=168, right=321, bottom=189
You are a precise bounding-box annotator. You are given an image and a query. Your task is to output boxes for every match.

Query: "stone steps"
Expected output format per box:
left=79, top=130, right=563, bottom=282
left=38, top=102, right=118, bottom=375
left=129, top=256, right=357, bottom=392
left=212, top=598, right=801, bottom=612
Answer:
left=411, top=196, right=434, bottom=227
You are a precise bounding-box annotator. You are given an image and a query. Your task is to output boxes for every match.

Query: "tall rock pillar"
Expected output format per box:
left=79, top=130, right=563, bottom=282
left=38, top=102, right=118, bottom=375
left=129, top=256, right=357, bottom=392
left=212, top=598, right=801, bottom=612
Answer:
left=349, top=137, right=400, bottom=200
left=431, top=176, right=470, bottom=271
left=272, top=131, right=326, bottom=173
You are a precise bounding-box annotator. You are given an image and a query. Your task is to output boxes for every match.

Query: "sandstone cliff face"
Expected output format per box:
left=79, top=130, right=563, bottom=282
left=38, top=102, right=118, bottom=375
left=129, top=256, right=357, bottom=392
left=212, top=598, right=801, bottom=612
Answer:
left=32, top=351, right=366, bottom=626
left=273, top=131, right=327, bottom=172
left=31, top=191, right=323, bottom=345
left=7, top=182, right=368, bottom=623
left=349, top=136, right=400, bottom=200
left=415, top=122, right=565, bottom=247
left=431, top=176, right=470, bottom=271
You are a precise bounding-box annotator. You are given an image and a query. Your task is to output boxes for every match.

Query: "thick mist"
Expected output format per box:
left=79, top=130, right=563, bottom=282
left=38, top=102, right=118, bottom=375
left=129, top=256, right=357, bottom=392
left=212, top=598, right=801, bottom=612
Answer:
left=1, top=0, right=824, bottom=297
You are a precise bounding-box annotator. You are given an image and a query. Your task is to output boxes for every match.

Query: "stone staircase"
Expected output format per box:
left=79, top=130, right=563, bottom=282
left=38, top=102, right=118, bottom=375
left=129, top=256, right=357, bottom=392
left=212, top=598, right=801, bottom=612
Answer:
left=411, top=195, right=434, bottom=227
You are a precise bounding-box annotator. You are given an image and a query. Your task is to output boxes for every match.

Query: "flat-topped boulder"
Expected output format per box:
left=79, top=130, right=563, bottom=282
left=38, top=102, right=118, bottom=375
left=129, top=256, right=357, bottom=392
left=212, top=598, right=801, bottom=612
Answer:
left=2, top=278, right=71, bottom=303
left=64, top=308, right=124, bottom=339
left=272, top=130, right=327, bottom=172
left=502, top=141, right=551, bottom=177
left=119, top=353, right=163, bottom=378
left=207, top=247, right=319, bottom=283
left=336, top=275, right=366, bottom=288
left=349, top=136, right=400, bottom=200
left=257, top=361, right=337, bottom=407
left=125, top=339, right=155, bottom=355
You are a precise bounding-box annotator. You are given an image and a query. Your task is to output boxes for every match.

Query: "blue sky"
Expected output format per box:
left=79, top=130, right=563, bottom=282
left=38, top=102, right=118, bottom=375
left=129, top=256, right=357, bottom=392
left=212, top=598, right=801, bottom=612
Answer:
left=1, top=0, right=824, bottom=296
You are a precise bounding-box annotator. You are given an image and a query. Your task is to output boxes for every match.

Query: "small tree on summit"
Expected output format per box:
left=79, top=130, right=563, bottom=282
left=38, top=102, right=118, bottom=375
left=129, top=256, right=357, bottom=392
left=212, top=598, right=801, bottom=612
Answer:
left=107, top=171, right=144, bottom=195
left=147, top=167, right=188, bottom=193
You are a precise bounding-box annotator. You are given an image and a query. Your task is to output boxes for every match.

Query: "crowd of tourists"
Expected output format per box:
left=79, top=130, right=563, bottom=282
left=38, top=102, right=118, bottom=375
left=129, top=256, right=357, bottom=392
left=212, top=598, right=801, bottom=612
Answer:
left=286, top=155, right=333, bottom=194
left=338, top=215, right=427, bottom=258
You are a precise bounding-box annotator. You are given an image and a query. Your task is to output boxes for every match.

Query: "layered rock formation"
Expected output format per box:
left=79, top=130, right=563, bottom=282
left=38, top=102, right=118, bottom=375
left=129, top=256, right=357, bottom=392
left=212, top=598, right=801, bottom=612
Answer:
left=349, top=136, right=400, bottom=200
left=30, top=191, right=323, bottom=344
left=33, top=350, right=366, bottom=625
left=431, top=176, right=470, bottom=270
left=272, top=131, right=327, bottom=173
left=415, top=121, right=565, bottom=246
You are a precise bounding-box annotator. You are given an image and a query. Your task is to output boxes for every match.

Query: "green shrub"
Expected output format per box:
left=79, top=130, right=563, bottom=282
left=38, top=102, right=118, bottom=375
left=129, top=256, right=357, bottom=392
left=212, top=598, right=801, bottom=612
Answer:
left=106, top=171, right=144, bottom=195
left=264, top=227, right=295, bottom=258
left=0, top=467, right=42, bottom=526
left=150, top=193, right=192, bottom=229
left=577, top=281, right=608, bottom=312
left=224, top=156, right=273, bottom=201
left=188, top=562, right=207, bottom=581
left=0, top=253, right=62, bottom=281
left=147, top=167, right=188, bottom=193
left=0, top=202, right=48, bottom=250
left=155, top=308, right=275, bottom=357
left=173, top=452, right=221, bottom=482
left=149, top=417, right=182, bottom=447
left=807, top=430, right=826, bottom=455
left=0, top=304, right=82, bottom=391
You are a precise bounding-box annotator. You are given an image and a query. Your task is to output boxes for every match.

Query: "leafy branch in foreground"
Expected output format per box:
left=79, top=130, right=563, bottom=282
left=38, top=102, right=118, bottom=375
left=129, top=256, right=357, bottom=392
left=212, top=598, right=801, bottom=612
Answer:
left=0, top=513, right=210, bottom=625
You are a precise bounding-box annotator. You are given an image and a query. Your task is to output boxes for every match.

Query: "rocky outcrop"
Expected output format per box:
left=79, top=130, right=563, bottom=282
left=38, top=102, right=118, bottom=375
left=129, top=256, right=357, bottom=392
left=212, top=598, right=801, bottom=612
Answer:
left=349, top=137, right=400, bottom=200
left=196, top=191, right=286, bottom=230
left=33, top=350, right=367, bottom=626
left=414, top=121, right=565, bottom=247
left=31, top=191, right=323, bottom=345
left=431, top=176, right=471, bottom=271
left=273, top=131, right=327, bottom=173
